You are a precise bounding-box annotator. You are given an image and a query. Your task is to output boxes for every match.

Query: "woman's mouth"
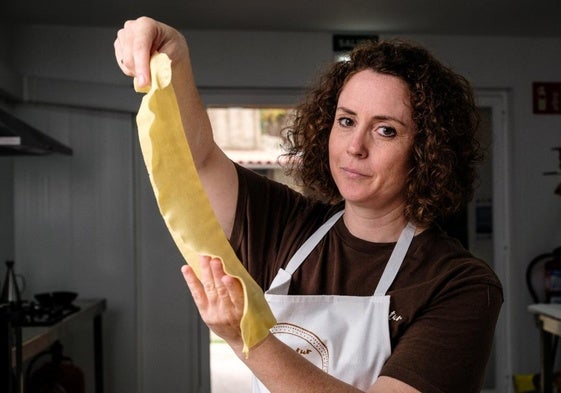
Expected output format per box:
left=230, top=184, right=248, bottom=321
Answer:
left=341, top=166, right=367, bottom=178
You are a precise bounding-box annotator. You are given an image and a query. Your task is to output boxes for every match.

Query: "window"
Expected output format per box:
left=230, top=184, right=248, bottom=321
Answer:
left=207, top=107, right=292, bottom=169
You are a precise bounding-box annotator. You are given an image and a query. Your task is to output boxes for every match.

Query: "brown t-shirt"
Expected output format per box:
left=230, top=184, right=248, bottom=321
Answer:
left=230, top=164, right=503, bottom=393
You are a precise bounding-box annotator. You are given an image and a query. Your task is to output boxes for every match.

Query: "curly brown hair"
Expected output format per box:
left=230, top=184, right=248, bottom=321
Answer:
left=283, top=39, right=483, bottom=226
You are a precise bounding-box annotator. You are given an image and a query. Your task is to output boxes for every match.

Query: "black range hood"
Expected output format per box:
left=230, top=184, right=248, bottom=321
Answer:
left=0, top=108, right=72, bottom=156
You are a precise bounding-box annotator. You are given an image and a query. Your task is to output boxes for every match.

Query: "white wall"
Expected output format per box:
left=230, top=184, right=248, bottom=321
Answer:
left=1, top=22, right=561, bottom=392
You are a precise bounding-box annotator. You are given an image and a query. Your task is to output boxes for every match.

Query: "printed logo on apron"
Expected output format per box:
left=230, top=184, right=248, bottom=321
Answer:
left=270, top=323, right=329, bottom=372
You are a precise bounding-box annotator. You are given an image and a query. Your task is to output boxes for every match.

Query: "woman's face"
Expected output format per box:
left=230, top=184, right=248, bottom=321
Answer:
left=328, top=69, right=415, bottom=214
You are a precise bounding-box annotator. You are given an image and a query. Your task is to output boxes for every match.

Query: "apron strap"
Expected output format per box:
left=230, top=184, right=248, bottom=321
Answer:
left=284, top=210, right=345, bottom=275
left=373, top=222, right=416, bottom=295
left=267, top=210, right=416, bottom=297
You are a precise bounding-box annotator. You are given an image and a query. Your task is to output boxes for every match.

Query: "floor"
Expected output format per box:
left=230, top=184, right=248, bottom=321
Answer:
left=211, top=340, right=253, bottom=393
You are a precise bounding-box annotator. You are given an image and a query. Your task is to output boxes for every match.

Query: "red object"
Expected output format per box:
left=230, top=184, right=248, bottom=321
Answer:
left=27, top=341, right=85, bottom=393
left=27, top=360, right=85, bottom=393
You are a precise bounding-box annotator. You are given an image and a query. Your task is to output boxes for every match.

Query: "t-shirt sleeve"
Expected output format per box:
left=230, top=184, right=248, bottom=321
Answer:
left=380, top=280, right=503, bottom=393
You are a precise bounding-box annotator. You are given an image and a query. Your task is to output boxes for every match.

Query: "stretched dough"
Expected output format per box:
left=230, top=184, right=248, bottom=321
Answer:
left=135, top=53, right=276, bottom=355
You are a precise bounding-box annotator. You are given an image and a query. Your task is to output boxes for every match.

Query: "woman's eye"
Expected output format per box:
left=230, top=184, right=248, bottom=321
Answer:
left=337, top=117, right=354, bottom=128
left=376, top=126, right=397, bottom=137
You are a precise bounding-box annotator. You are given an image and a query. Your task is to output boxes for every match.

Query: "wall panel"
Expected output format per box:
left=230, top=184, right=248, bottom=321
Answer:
left=13, top=104, right=137, bottom=393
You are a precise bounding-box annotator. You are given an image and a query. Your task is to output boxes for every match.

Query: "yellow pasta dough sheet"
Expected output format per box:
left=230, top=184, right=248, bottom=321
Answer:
left=134, top=53, right=276, bottom=355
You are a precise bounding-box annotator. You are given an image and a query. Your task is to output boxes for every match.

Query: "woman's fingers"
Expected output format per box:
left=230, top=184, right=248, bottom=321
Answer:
left=114, top=16, right=190, bottom=89
left=208, top=259, right=244, bottom=329
left=209, top=258, right=232, bottom=300
left=222, top=274, right=244, bottom=317
left=181, top=264, right=207, bottom=308
left=199, top=255, right=220, bottom=303
left=183, top=256, right=242, bottom=310
left=182, top=256, right=244, bottom=343
left=113, top=17, right=160, bottom=87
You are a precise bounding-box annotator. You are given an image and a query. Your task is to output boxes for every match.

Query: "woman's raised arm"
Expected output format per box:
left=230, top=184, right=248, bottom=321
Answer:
left=114, top=17, right=238, bottom=237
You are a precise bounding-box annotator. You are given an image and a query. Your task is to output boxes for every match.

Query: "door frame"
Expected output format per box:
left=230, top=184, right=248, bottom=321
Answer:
left=199, top=88, right=514, bottom=393
left=477, top=90, right=512, bottom=393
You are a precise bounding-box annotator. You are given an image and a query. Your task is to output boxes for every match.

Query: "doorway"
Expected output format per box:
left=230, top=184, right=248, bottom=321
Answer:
left=207, top=106, right=294, bottom=393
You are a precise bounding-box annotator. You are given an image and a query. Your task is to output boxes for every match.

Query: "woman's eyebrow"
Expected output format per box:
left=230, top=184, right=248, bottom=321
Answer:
left=372, top=115, right=407, bottom=126
left=336, top=106, right=357, bottom=116
left=336, top=106, right=407, bottom=126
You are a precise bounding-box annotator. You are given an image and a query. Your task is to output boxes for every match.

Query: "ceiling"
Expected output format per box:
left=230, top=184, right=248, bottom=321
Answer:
left=3, top=0, right=561, bottom=37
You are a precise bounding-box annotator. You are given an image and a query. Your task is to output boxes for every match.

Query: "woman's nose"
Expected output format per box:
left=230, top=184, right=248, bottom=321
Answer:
left=347, top=130, right=368, bottom=158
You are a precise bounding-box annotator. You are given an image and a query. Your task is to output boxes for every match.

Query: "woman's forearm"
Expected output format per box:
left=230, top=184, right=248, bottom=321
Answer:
left=236, top=334, right=363, bottom=393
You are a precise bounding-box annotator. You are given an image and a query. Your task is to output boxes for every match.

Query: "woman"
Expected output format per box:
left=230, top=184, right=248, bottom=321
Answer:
left=115, top=17, right=502, bottom=393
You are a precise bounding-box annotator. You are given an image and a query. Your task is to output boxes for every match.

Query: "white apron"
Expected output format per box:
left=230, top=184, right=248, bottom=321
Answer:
left=253, top=211, right=416, bottom=392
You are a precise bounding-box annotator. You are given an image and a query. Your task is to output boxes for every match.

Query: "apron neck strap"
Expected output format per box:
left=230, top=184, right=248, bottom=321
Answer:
left=373, top=221, right=416, bottom=295
left=284, top=210, right=344, bottom=275
left=269, top=211, right=416, bottom=296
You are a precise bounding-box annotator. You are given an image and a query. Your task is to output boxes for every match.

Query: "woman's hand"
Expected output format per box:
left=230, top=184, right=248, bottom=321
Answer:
left=114, top=16, right=189, bottom=88
left=181, top=256, right=245, bottom=349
